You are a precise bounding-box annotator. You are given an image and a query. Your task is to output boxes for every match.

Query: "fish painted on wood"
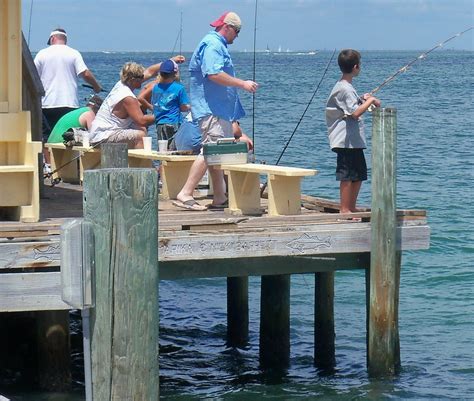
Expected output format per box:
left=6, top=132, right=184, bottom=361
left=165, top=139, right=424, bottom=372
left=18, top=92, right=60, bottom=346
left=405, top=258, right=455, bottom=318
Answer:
left=286, top=233, right=332, bottom=253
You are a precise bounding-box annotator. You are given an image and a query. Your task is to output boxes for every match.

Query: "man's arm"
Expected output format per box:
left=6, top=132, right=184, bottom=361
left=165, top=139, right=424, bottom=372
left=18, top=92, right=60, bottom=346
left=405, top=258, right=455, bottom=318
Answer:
left=208, top=72, right=258, bottom=93
left=122, top=97, right=155, bottom=127
left=143, top=55, right=186, bottom=81
left=79, top=69, right=102, bottom=93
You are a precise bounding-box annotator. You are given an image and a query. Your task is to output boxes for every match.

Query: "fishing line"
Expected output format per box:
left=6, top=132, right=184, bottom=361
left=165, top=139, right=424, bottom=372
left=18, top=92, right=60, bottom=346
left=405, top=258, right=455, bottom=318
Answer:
left=274, top=49, right=336, bottom=167
left=251, top=0, right=258, bottom=155
left=370, top=27, right=473, bottom=96
left=179, top=12, right=183, bottom=55
left=260, top=49, right=336, bottom=195
left=27, top=0, right=34, bottom=45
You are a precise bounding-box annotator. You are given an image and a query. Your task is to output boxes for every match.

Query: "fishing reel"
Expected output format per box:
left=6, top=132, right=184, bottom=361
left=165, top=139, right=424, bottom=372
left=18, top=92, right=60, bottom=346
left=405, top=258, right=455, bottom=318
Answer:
left=44, top=171, right=62, bottom=187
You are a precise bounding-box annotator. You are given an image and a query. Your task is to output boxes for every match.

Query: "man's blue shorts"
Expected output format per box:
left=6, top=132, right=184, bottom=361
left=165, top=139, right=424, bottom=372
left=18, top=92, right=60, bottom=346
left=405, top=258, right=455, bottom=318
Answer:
left=334, top=148, right=367, bottom=182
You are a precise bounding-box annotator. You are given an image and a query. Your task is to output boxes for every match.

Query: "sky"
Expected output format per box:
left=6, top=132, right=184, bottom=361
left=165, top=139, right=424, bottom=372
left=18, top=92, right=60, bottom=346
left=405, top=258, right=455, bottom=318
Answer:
left=22, top=0, right=473, bottom=52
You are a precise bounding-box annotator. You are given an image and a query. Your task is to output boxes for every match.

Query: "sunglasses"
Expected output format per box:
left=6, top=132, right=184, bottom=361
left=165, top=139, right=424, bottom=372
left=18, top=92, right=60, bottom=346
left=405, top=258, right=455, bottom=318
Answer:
left=228, top=24, right=240, bottom=35
left=133, top=74, right=145, bottom=80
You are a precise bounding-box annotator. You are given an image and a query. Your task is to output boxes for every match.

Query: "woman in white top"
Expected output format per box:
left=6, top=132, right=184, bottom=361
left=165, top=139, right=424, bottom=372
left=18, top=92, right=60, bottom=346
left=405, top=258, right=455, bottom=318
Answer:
left=89, top=62, right=155, bottom=148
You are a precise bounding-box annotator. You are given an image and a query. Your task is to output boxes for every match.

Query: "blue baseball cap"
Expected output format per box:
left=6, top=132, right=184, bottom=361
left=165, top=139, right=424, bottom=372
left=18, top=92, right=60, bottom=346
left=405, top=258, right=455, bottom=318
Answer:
left=160, top=60, right=176, bottom=74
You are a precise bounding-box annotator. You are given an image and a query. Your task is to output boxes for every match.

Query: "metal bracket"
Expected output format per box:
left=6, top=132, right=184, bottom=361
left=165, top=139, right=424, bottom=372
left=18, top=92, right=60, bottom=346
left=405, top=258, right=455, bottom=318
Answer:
left=60, top=219, right=95, bottom=309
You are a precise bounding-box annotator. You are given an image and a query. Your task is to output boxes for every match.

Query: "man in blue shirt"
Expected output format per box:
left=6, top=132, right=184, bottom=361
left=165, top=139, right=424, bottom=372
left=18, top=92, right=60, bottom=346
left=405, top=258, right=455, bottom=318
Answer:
left=174, top=11, right=259, bottom=211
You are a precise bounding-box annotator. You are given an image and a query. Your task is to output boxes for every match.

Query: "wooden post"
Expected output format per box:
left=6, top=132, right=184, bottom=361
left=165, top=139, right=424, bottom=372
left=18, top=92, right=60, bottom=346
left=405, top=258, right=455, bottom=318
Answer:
left=84, top=168, right=159, bottom=400
left=368, top=107, right=401, bottom=376
left=314, top=272, right=335, bottom=370
left=36, top=310, right=72, bottom=390
left=227, top=276, right=248, bottom=347
left=259, top=274, right=290, bottom=368
left=101, top=143, right=128, bottom=168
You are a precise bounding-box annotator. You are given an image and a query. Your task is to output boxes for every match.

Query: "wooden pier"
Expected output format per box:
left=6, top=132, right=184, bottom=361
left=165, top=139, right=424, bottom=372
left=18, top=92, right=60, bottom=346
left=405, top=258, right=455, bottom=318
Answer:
left=0, top=2, right=430, bottom=398
left=0, top=176, right=430, bottom=396
left=0, top=96, right=430, bottom=399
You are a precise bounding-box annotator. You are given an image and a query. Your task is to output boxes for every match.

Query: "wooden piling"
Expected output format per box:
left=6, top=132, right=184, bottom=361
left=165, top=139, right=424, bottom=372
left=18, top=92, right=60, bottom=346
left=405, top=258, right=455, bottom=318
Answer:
left=227, top=276, right=249, bottom=347
left=314, top=272, right=335, bottom=369
left=84, top=168, right=159, bottom=400
left=101, top=143, right=128, bottom=168
left=36, top=310, right=71, bottom=390
left=368, top=107, right=401, bottom=376
left=259, top=274, right=290, bottom=368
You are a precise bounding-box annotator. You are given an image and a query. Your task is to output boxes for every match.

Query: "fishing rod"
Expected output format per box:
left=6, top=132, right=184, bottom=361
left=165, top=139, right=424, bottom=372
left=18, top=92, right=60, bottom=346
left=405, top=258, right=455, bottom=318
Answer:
left=260, top=49, right=337, bottom=196
left=370, top=27, right=473, bottom=96
left=251, top=0, right=258, bottom=155
left=170, top=13, right=183, bottom=57
left=82, top=83, right=107, bottom=92
left=44, top=139, right=106, bottom=186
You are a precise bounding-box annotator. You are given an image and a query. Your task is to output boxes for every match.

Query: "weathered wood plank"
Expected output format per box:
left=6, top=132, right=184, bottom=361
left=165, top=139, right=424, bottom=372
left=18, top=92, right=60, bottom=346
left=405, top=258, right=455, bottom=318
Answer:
left=0, top=223, right=429, bottom=270
left=0, top=272, right=70, bottom=311
left=160, top=254, right=368, bottom=280
left=84, top=168, right=159, bottom=400
left=158, top=225, right=430, bottom=261
left=0, top=241, right=60, bottom=269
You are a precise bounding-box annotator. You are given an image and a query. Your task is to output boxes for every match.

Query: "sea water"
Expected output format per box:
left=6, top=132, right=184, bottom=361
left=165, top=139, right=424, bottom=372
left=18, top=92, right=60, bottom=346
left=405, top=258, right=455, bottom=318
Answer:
left=2, top=50, right=473, bottom=400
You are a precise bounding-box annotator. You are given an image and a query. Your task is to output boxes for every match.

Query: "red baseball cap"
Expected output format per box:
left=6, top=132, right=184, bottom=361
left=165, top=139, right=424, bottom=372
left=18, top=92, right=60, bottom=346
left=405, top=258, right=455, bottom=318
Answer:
left=210, top=12, right=241, bottom=30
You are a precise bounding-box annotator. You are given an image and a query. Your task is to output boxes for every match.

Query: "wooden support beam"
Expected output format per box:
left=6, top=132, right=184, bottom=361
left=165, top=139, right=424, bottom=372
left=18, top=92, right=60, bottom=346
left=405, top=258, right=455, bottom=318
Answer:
left=259, top=274, right=290, bottom=369
left=101, top=143, right=128, bottom=168
left=227, top=275, right=249, bottom=347
left=368, top=107, right=401, bottom=376
left=314, top=271, right=335, bottom=370
left=36, top=310, right=71, bottom=391
left=84, top=168, right=159, bottom=400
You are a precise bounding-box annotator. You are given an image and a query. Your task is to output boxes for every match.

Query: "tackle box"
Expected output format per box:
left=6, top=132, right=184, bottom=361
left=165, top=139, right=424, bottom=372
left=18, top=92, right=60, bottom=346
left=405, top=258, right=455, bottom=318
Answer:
left=203, top=139, right=248, bottom=165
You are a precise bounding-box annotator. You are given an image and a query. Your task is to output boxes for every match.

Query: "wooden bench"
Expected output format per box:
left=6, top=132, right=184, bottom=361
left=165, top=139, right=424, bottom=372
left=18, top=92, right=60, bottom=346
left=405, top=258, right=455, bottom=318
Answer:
left=45, top=143, right=100, bottom=184
left=127, top=150, right=198, bottom=200
left=45, top=145, right=198, bottom=199
left=0, top=112, right=42, bottom=222
left=218, top=163, right=317, bottom=216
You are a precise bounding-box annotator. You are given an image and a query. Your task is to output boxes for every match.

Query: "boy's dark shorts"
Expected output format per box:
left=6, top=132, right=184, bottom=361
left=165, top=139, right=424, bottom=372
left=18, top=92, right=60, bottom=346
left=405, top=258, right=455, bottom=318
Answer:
left=157, top=123, right=179, bottom=142
left=334, top=148, right=367, bottom=182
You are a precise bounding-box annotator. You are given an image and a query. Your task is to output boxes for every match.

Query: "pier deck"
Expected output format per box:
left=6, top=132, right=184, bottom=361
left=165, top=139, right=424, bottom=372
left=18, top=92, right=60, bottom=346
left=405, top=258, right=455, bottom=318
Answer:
left=0, top=182, right=429, bottom=312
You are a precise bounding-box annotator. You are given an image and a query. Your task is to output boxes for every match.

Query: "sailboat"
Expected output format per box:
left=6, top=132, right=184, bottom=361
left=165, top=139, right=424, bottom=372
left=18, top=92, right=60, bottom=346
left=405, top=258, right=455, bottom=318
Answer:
left=265, top=44, right=270, bottom=53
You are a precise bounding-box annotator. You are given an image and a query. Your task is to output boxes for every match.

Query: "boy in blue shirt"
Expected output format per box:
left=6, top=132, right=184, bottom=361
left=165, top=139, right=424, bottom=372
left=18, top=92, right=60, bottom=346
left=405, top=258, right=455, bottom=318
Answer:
left=138, top=59, right=190, bottom=148
left=325, top=49, right=380, bottom=214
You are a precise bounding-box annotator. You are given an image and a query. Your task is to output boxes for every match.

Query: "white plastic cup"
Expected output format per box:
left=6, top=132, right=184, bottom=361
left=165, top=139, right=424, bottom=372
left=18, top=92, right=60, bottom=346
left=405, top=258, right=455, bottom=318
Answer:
left=158, top=139, right=168, bottom=153
left=82, top=135, right=90, bottom=148
left=143, top=136, right=152, bottom=152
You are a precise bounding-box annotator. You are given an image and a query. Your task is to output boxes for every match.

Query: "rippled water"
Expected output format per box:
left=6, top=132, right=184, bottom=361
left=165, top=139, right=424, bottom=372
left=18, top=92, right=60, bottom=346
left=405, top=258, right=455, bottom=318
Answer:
left=3, top=50, right=473, bottom=400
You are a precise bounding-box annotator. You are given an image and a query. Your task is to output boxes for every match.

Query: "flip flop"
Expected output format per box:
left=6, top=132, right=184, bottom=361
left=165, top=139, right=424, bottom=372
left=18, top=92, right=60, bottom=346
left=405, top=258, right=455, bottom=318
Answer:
left=336, top=217, right=362, bottom=222
left=207, top=201, right=228, bottom=210
left=172, top=199, right=207, bottom=211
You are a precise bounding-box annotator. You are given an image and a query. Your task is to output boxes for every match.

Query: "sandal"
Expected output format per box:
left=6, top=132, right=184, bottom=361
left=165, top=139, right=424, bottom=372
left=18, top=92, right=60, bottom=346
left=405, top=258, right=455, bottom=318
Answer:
left=172, top=199, right=207, bottom=211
